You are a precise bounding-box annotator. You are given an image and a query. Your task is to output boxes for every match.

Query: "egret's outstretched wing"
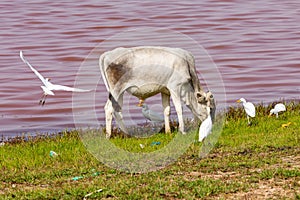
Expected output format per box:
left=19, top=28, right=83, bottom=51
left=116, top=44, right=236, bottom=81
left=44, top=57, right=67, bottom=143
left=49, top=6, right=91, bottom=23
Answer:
left=20, top=51, right=47, bottom=86
left=51, top=84, right=90, bottom=92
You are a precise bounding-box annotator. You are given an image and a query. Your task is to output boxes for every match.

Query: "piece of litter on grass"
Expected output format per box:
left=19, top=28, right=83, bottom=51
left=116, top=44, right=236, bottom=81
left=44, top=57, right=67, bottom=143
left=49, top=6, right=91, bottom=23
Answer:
left=139, top=144, right=145, bottom=149
left=71, top=170, right=100, bottom=181
left=151, top=141, right=161, bottom=146
left=49, top=150, right=58, bottom=157
left=0, top=142, right=5, bottom=147
left=72, top=176, right=84, bottom=181
left=91, top=168, right=101, bottom=176
left=83, top=189, right=103, bottom=200
left=281, top=122, right=292, bottom=128
left=92, top=172, right=101, bottom=176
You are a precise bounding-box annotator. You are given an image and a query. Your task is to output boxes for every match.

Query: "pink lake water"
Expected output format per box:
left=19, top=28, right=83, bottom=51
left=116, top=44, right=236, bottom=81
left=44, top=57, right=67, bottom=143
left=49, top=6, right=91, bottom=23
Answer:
left=1, top=0, right=299, bottom=138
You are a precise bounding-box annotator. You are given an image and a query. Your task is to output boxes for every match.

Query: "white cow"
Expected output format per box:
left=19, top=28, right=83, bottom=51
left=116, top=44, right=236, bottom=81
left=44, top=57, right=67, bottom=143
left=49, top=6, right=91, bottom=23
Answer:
left=99, top=46, right=215, bottom=138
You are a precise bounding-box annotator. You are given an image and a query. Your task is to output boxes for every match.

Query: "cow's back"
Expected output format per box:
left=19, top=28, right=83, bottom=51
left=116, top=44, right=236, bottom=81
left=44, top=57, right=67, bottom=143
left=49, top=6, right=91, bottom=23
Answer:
left=99, top=46, right=201, bottom=95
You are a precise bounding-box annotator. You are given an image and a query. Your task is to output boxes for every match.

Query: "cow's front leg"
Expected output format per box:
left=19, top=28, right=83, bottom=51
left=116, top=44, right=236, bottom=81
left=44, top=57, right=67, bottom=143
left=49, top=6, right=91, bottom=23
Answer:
left=171, top=92, right=186, bottom=134
left=104, top=99, right=113, bottom=138
left=161, top=93, right=171, bottom=133
left=112, top=93, right=128, bottom=135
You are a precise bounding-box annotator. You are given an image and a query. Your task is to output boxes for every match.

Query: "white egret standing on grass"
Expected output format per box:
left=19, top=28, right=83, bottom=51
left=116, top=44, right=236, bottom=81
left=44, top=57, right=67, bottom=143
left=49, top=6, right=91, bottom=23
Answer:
left=236, top=98, right=256, bottom=125
left=269, top=103, right=286, bottom=118
left=139, top=103, right=164, bottom=123
left=199, top=106, right=212, bottom=142
left=20, top=51, right=90, bottom=105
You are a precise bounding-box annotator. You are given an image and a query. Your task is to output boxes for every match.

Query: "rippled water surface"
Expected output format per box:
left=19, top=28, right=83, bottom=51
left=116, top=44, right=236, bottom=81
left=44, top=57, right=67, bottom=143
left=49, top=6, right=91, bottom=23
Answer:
left=1, top=0, right=299, bottom=137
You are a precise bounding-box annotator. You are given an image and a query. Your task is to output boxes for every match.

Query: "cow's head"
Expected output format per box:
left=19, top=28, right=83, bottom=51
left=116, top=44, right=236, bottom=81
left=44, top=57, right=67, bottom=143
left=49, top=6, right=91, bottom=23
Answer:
left=205, top=91, right=216, bottom=120
left=192, top=90, right=216, bottom=122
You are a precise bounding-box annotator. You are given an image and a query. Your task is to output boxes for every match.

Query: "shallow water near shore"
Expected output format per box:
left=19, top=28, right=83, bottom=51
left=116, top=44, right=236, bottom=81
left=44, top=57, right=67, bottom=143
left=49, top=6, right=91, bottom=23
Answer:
left=0, top=0, right=299, bottom=137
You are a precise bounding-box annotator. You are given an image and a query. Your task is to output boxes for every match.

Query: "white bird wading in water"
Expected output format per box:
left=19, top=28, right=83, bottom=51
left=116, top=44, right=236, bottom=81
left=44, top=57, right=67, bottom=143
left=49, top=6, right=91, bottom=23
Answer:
left=269, top=103, right=286, bottom=118
left=236, top=98, right=256, bottom=125
left=20, top=51, right=90, bottom=105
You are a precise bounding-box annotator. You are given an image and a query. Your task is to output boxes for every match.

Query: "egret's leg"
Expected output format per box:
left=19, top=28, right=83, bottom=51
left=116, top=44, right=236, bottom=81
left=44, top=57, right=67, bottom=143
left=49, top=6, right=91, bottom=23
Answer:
left=39, top=94, right=45, bottom=105
left=276, top=113, right=278, bottom=118
left=161, top=93, right=171, bottom=133
left=39, top=94, right=47, bottom=106
left=247, top=115, right=250, bottom=125
left=42, top=95, right=48, bottom=106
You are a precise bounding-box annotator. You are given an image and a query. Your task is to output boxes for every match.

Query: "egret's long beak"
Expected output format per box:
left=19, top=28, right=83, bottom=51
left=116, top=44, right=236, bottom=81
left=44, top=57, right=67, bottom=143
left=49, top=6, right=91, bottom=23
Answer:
left=236, top=99, right=241, bottom=103
left=268, top=113, right=272, bottom=117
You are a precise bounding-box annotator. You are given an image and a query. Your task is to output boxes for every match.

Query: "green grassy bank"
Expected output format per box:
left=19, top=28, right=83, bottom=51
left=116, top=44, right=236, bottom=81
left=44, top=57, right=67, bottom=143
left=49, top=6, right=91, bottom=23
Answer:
left=0, top=102, right=299, bottom=199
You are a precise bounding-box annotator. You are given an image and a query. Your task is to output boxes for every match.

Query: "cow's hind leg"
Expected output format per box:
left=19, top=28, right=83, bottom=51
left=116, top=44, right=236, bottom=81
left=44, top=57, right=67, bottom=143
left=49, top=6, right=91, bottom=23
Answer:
left=104, top=99, right=113, bottom=138
left=161, top=93, right=171, bottom=133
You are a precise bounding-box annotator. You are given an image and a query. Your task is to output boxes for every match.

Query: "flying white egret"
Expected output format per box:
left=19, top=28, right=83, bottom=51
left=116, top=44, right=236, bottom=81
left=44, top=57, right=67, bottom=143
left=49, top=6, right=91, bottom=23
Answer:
left=20, top=51, right=90, bottom=105
left=199, top=106, right=212, bottom=142
left=236, top=98, right=255, bottom=125
left=269, top=103, right=286, bottom=118
left=140, top=103, right=164, bottom=123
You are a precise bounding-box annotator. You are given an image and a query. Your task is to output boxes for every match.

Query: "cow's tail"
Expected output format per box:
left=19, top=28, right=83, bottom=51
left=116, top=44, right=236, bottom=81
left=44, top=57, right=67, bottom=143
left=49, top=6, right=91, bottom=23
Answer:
left=99, top=52, right=110, bottom=92
left=99, top=52, right=120, bottom=110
